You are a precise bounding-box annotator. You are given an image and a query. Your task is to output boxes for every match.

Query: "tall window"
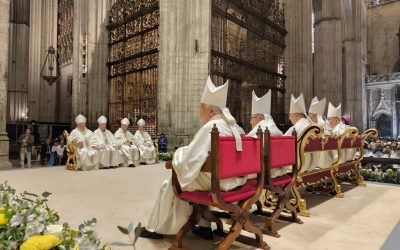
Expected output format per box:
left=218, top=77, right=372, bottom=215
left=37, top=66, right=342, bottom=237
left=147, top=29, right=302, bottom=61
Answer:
left=210, top=0, right=286, bottom=131
left=108, top=0, right=159, bottom=136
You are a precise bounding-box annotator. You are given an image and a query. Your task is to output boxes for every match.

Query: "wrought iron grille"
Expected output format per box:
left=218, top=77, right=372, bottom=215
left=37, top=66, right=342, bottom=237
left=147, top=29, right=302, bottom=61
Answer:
left=107, top=0, right=159, bottom=136
left=57, top=0, right=73, bottom=65
left=211, top=0, right=286, bottom=132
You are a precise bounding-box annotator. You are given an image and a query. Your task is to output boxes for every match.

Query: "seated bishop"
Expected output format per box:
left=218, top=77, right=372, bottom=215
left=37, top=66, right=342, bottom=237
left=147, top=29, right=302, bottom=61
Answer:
left=248, top=90, right=285, bottom=178
left=134, top=119, right=157, bottom=165
left=92, top=115, right=123, bottom=168
left=327, top=102, right=356, bottom=163
left=140, top=76, right=246, bottom=240
left=68, top=114, right=99, bottom=171
left=285, top=93, right=313, bottom=173
left=114, top=118, right=140, bottom=167
left=307, top=97, right=333, bottom=170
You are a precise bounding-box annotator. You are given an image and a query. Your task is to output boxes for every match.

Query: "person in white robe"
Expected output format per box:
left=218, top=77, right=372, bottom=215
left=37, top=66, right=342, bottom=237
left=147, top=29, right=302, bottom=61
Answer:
left=248, top=90, right=284, bottom=178
left=68, top=114, right=99, bottom=171
left=327, top=102, right=354, bottom=163
left=284, top=93, right=312, bottom=173
left=92, top=115, right=123, bottom=168
left=308, top=97, right=333, bottom=170
left=114, top=118, right=140, bottom=167
left=134, top=119, right=157, bottom=164
left=140, top=76, right=246, bottom=240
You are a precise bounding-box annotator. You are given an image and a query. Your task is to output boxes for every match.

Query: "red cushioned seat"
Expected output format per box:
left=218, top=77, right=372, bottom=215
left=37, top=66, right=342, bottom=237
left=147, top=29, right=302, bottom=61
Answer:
left=180, top=181, right=256, bottom=205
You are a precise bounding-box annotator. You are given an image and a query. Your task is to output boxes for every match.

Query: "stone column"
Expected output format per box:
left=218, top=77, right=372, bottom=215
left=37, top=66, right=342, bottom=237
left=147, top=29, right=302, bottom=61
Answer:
left=313, top=0, right=343, bottom=106
left=0, top=0, right=12, bottom=168
left=71, top=0, right=110, bottom=129
left=283, top=0, right=313, bottom=114
left=342, top=0, right=367, bottom=129
left=158, top=0, right=211, bottom=147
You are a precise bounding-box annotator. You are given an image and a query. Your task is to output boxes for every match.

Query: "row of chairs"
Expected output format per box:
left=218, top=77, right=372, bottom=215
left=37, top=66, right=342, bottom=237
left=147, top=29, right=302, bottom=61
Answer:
left=168, top=125, right=304, bottom=250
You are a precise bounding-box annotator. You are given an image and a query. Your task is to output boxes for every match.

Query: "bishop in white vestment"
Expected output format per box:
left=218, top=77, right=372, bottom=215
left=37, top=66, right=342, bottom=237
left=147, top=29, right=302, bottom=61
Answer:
left=114, top=118, right=140, bottom=167
left=69, top=114, right=99, bottom=171
left=140, top=76, right=246, bottom=239
left=134, top=119, right=157, bottom=164
left=92, top=116, right=123, bottom=168
left=247, top=90, right=284, bottom=178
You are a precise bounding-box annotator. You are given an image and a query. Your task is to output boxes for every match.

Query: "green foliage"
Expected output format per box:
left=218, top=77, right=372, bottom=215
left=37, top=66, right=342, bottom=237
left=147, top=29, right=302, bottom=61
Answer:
left=112, top=222, right=142, bottom=249
left=360, top=168, right=400, bottom=184
left=158, top=152, right=174, bottom=161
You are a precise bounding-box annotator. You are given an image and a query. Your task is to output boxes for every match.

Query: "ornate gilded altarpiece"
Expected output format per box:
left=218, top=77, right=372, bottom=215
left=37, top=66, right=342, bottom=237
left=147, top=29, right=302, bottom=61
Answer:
left=57, top=0, right=73, bottom=65
left=108, top=0, right=159, bottom=136
left=210, top=0, right=286, bottom=132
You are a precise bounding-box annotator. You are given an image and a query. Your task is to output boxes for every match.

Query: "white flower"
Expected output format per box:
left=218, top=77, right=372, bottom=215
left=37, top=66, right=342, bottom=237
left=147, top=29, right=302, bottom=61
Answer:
left=10, top=214, right=23, bottom=227
left=27, top=213, right=37, bottom=221
left=46, top=224, right=64, bottom=236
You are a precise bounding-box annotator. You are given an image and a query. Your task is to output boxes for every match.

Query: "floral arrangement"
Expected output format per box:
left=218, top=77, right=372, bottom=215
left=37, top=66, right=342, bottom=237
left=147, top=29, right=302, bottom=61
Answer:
left=0, top=182, right=109, bottom=250
left=158, top=152, right=174, bottom=161
left=360, top=168, right=400, bottom=184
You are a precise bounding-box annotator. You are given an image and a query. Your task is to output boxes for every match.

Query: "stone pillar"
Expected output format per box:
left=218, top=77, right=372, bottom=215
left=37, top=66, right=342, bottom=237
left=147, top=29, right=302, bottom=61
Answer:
left=28, top=0, right=58, bottom=122
left=158, top=0, right=211, bottom=147
left=8, top=0, right=29, bottom=122
left=284, top=0, right=313, bottom=114
left=313, top=0, right=343, bottom=106
left=342, top=0, right=367, bottom=129
left=0, top=0, right=12, bottom=168
left=71, top=0, right=110, bottom=129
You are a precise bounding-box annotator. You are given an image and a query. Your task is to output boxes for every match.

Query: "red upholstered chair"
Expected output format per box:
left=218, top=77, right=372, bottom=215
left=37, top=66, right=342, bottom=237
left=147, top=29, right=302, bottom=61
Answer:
left=169, top=125, right=268, bottom=250
left=252, top=128, right=302, bottom=237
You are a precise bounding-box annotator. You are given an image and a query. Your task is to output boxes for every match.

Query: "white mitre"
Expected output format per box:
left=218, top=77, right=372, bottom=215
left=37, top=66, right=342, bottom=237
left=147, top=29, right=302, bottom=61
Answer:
left=121, top=118, right=130, bottom=126
left=309, top=96, right=326, bottom=115
left=97, top=115, right=107, bottom=124
left=201, top=76, right=242, bottom=151
left=75, top=114, right=86, bottom=124
left=327, top=102, right=342, bottom=118
left=289, top=93, right=307, bottom=115
left=137, top=118, right=146, bottom=127
left=251, top=90, right=271, bottom=115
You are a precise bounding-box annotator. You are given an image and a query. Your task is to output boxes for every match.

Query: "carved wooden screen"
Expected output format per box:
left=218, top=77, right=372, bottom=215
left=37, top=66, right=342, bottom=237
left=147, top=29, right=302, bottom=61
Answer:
left=57, top=0, right=73, bottom=64
left=211, top=0, right=286, bottom=132
left=108, top=0, right=159, bottom=136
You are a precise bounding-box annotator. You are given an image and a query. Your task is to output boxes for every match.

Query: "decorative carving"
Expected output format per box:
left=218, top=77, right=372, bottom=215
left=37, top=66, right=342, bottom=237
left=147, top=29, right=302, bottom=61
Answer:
left=108, top=0, right=159, bottom=137
left=57, top=0, right=74, bottom=64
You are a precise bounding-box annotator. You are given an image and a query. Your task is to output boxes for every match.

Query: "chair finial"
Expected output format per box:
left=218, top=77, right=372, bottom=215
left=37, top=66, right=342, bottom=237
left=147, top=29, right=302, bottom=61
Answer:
left=264, top=127, right=270, bottom=136
left=292, top=128, right=297, bottom=136
left=211, top=124, right=219, bottom=134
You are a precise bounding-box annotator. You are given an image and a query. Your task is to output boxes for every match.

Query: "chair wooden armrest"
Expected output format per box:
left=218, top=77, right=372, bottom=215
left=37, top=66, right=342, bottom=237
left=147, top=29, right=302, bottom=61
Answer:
left=165, top=160, right=173, bottom=169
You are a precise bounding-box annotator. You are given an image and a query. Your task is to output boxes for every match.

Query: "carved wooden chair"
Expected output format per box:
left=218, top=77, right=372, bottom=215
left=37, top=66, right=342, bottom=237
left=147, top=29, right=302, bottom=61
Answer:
left=252, top=128, right=302, bottom=237
left=169, top=125, right=268, bottom=250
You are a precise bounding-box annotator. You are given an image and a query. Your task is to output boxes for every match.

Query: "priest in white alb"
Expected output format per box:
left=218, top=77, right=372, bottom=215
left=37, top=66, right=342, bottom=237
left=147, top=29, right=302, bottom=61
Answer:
left=248, top=90, right=285, bottom=178
left=308, top=97, right=333, bottom=169
left=134, top=119, right=157, bottom=164
left=92, top=115, right=123, bottom=168
left=327, top=103, right=356, bottom=163
left=285, top=93, right=313, bottom=172
left=68, top=114, right=99, bottom=171
left=140, top=76, right=246, bottom=240
left=114, top=118, right=140, bottom=167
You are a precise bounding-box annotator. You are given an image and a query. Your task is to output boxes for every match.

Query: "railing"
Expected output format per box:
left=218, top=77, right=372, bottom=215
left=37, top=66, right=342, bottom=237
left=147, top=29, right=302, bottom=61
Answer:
left=361, top=157, right=400, bottom=165
left=365, top=72, right=400, bottom=83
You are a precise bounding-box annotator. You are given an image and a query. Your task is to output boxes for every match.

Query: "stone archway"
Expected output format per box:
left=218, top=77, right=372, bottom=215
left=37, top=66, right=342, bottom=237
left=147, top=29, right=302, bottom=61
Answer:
left=375, top=114, right=392, bottom=137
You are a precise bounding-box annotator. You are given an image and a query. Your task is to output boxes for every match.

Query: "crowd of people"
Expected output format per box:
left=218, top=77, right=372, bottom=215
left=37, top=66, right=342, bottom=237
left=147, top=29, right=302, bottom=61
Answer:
left=363, top=137, right=400, bottom=170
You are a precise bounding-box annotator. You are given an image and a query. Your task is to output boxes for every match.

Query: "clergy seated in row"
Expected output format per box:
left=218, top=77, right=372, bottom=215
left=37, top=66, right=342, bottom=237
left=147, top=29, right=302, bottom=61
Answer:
left=140, top=76, right=246, bottom=240
left=327, top=103, right=357, bottom=163
left=92, top=116, right=123, bottom=168
left=308, top=96, right=334, bottom=170
left=114, top=118, right=140, bottom=167
left=247, top=90, right=284, bottom=178
left=69, top=115, right=99, bottom=171
left=134, top=119, right=157, bottom=164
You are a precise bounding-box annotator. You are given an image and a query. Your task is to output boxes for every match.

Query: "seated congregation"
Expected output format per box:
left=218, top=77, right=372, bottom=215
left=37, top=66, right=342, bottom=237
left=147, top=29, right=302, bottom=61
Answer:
left=136, top=76, right=376, bottom=250
left=65, top=115, right=157, bottom=170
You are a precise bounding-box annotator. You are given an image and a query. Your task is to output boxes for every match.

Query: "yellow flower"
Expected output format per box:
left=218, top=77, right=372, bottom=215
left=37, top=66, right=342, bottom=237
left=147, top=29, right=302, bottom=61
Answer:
left=74, top=245, right=79, bottom=250
left=20, top=235, right=61, bottom=250
left=0, top=213, right=8, bottom=225
left=0, top=207, right=4, bottom=213
left=386, top=169, right=394, bottom=173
